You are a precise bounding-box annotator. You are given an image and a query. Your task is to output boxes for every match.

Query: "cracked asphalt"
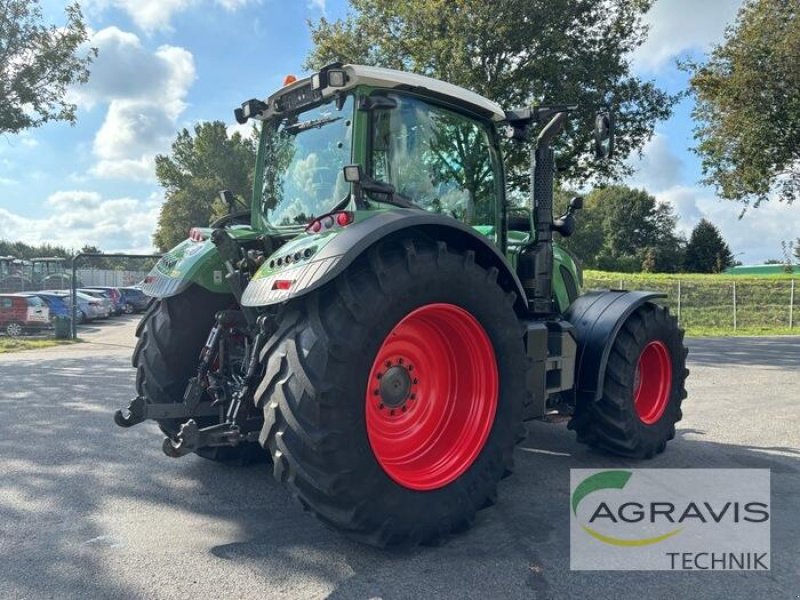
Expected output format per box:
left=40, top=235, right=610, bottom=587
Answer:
left=0, top=317, right=797, bottom=599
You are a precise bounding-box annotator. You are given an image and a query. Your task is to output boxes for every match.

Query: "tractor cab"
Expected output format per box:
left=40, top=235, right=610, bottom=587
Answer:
left=250, top=65, right=506, bottom=239
left=31, top=257, right=71, bottom=290
left=0, top=257, right=32, bottom=293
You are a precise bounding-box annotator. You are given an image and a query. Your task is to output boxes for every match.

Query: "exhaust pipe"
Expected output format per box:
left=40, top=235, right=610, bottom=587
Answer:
left=518, top=110, right=569, bottom=314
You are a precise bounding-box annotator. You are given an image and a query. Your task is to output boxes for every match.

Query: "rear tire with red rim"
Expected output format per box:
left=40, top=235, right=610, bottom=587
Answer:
left=569, top=303, right=688, bottom=458
left=255, top=238, right=526, bottom=547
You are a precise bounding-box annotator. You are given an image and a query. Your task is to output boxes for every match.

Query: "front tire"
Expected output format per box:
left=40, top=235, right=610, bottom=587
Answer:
left=132, top=285, right=266, bottom=463
left=569, top=303, right=688, bottom=458
left=255, top=239, right=526, bottom=546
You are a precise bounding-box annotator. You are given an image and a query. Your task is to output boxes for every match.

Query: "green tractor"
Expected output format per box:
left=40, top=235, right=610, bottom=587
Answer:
left=31, top=257, right=73, bottom=290
left=116, top=64, right=688, bottom=546
left=0, top=256, right=32, bottom=292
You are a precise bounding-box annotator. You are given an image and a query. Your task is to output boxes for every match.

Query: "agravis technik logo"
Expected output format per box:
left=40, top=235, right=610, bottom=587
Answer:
left=570, top=469, right=770, bottom=570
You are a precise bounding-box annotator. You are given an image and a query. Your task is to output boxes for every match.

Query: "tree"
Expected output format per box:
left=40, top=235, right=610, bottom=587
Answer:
left=153, top=122, right=257, bottom=251
left=0, top=240, right=70, bottom=259
left=556, top=185, right=685, bottom=273
left=306, top=0, right=677, bottom=189
left=686, top=0, right=800, bottom=207
left=683, top=219, right=734, bottom=273
left=0, top=1, right=96, bottom=135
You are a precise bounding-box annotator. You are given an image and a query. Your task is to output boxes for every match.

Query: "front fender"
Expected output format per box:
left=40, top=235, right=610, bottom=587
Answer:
left=241, top=209, right=528, bottom=310
left=565, top=290, right=665, bottom=401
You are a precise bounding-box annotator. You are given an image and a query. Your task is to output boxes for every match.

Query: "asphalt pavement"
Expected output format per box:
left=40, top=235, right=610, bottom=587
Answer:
left=0, top=317, right=797, bottom=599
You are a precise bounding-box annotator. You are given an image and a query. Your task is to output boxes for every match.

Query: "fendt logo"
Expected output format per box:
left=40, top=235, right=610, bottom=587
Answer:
left=569, top=469, right=771, bottom=571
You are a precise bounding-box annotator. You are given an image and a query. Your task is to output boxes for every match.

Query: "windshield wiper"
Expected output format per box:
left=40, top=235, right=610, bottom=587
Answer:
left=284, top=115, right=342, bottom=135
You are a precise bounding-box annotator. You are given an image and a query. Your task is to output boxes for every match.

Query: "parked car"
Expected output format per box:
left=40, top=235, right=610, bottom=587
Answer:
left=118, top=287, right=151, bottom=314
left=78, top=289, right=114, bottom=319
left=83, top=286, right=124, bottom=315
left=0, top=293, right=50, bottom=336
left=15, top=292, right=70, bottom=321
left=42, top=290, right=104, bottom=322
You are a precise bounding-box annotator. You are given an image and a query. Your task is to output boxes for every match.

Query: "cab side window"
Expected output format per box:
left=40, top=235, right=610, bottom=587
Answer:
left=369, top=94, right=498, bottom=227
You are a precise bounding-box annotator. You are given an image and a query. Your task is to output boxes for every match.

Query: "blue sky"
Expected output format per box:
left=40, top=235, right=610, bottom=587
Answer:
left=0, top=0, right=797, bottom=262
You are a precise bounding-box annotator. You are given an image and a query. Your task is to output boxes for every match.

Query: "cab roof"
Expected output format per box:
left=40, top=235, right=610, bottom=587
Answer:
left=341, top=65, right=506, bottom=121
left=267, top=64, right=506, bottom=122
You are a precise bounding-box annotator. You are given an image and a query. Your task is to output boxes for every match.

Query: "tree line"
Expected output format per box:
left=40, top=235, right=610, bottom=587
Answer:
left=0, top=241, right=155, bottom=270
left=555, top=186, right=734, bottom=274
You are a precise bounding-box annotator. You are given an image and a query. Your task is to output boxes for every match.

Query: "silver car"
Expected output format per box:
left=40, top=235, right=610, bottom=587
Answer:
left=43, top=290, right=106, bottom=322
left=78, top=289, right=114, bottom=319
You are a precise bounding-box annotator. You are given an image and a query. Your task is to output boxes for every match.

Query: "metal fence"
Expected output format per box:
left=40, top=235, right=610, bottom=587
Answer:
left=76, top=268, right=149, bottom=287
left=585, top=275, right=798, bottom=333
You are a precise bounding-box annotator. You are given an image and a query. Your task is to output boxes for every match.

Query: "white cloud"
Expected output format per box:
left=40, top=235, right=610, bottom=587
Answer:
left=627, top=133, right=683, bottom=192
left=73, top=27, right=196, bottom=182
left=46, top=190, right=103, bottom=210
left=632, top=0, right=744, bottom=72
left=87, top=0, right=257, bottom=32
left=0, top=190, right=162, bottom=253
left=74, top=28, right=194, bottom=111
left=216, top=0, right=255, bottom=10
left=656, top=186, right=800, bottom=263
left=624, top=130, right=800, bottom=263
left=308, top=0, right=326, bottom=13
left=226, top=120, right=258, bottom=141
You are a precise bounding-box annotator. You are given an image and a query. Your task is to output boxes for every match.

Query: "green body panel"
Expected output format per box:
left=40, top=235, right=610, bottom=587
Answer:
left=502, top=229, right=581, bottom=312
left=552, top=244, right=582, bottom=311
left=141, top=226, right=261, bottom=298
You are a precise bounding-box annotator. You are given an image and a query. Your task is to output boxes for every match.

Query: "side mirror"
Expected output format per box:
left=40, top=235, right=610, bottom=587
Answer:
left=594, top=112, right=615, bottom=159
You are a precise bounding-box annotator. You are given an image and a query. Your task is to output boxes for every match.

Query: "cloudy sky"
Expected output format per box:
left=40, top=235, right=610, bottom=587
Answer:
left=0, top=0, right=797, bottom=262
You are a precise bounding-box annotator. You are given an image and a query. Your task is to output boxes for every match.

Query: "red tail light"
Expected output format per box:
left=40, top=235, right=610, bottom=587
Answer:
left=305, top=211, right=354, bottom=234
left=336, top=211, right=354, bottom=226
left=272, top=280, right=294, bottom=291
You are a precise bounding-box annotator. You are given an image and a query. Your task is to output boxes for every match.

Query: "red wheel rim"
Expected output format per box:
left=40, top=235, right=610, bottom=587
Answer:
left=634, top=340, right=673, bottom=425
left=365, top=303, right=498, bottom=491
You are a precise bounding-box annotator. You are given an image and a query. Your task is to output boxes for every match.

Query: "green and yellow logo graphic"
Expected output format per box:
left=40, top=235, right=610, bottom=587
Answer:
left=571, top=470, right=682, bottom=547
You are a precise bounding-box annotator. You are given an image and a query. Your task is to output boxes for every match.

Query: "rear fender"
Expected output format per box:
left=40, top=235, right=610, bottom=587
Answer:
left=564, top=290, right=665, bottom=401
left=241, top=209, right=528, bottom=311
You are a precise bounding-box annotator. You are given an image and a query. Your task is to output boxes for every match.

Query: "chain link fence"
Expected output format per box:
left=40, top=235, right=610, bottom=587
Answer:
left=585, top=274, right=798, bottom=334
left=76, top=268, right=149, bottom=287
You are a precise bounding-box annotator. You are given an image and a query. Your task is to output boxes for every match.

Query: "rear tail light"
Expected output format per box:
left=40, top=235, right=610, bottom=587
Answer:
left=305, top=211, right=353, bottom=234
left=272, top=280, right=294, bottom=291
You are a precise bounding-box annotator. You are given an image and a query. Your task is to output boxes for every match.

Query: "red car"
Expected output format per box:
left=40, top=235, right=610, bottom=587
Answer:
left=0, top=294, right=50, bottom=337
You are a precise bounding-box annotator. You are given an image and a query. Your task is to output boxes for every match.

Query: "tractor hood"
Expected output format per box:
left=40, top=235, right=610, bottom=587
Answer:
left=141, top=226, right=260, bottom=298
